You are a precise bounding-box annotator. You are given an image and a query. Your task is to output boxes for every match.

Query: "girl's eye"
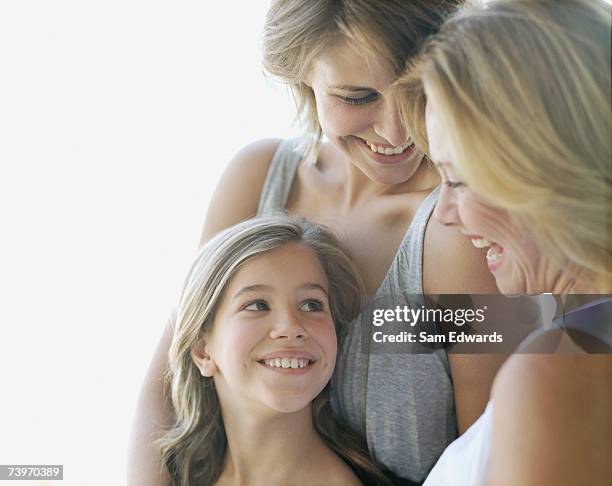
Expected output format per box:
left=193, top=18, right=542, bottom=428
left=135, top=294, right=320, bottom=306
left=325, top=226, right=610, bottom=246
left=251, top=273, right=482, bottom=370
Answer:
left=337, top=92, right=379, bottom=106
left=243, top=300, right=270, bottom=311
left=445, top=180, right=465, bottom=189
left=299, top=299, right=324, bottom=312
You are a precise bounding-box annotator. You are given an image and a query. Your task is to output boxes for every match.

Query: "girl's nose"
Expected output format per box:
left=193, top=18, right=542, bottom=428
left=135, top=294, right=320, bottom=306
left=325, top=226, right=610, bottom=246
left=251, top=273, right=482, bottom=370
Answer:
left=269, top=310, right=308, bottom=340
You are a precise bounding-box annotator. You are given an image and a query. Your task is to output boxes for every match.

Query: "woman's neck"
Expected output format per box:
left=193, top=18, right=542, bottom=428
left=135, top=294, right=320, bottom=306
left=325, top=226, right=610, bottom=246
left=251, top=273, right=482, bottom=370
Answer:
left=547, top=267, right=610, bottom=296
left=323, top=142, right=439, bottom=208
left=217, top=403, right=328, bottom=486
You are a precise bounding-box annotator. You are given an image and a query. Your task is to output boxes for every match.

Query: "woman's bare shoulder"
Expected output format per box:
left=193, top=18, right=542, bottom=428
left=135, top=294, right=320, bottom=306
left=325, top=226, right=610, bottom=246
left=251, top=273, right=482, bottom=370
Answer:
left=489, top=354, right=612, bottom=485
left=200, top=138, right=282, bottom=244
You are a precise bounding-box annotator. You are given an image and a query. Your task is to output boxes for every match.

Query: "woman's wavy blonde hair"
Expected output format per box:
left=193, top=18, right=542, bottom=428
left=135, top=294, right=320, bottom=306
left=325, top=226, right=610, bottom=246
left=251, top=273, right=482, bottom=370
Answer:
left=158, top=215, right=392, bottom=485
left=396, top=0, right=612, bottom=282
left=262, top=0, right=461, bottom=164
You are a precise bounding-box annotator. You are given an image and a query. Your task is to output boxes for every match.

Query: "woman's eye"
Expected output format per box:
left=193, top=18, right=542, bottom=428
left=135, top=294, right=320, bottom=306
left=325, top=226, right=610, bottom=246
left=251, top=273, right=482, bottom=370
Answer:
left=337, top=92, right=379, bottom=106
left=445, top=180, right=465, bottom=189
left=243, top=300, right=270, bottom=311
left=299, top=299, right=324, bottom=312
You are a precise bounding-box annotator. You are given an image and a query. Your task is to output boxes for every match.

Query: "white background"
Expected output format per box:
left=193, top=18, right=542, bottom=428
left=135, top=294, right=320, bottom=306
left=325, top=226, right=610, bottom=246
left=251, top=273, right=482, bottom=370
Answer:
left=0, top=2, right=296, bottom=485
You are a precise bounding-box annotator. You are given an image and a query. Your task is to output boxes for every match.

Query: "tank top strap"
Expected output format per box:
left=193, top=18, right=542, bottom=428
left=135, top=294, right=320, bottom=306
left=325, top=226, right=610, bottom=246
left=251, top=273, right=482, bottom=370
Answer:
left=256, top=138, right=303, bottom=216
left=385, top=185, right=442, bottom=295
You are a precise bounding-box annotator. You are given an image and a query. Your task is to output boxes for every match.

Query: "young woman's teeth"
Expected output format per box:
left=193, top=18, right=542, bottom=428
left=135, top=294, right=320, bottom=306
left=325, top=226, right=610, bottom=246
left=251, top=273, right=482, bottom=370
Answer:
left=366, top=140, right=412, bottom=155
left=263, top=358, right=311, bottom=369
left=471, top=237, right=492, bottom=248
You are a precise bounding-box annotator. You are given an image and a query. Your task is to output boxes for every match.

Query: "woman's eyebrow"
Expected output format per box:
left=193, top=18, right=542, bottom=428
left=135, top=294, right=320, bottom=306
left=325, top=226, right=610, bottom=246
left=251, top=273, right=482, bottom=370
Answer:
left=328, top=84, right=373, bottom=92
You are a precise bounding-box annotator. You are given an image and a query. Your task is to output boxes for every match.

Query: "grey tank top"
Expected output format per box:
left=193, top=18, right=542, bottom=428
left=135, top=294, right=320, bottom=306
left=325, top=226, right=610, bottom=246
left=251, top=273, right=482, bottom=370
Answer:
left=257, top=139, right=457, bottom=483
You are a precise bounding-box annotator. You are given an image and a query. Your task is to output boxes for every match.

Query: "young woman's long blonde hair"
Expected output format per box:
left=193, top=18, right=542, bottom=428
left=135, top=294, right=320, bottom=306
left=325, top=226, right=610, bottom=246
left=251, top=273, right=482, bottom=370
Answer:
left=397, top=0, right=612, bottom=282
left=262, top=0, right=461, bottom=164
left=158, top=215, right=392, bottom=485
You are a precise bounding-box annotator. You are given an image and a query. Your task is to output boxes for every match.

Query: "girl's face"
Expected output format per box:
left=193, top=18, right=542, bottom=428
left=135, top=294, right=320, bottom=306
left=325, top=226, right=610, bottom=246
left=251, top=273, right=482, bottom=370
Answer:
left=194, top=243, right=337, bottom=415
left=307, top=41, right=426, bottom=185
left=425, top=96, right=547, bottom=295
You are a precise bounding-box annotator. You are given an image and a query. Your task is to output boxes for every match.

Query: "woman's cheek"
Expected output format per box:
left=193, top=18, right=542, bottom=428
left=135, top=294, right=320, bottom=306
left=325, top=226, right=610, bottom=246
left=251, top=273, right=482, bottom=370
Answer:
left=318, top=99, right=371, bottom=137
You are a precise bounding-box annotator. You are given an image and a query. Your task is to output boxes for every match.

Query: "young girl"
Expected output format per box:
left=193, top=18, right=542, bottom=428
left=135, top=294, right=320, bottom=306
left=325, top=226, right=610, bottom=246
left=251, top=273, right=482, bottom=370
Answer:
left=159, top=215, right=396, bottom=485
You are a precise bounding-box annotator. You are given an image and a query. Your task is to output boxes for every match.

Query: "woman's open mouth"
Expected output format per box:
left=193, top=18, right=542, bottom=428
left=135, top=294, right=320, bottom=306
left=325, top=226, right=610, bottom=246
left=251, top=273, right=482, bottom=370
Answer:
left=468, top=236, right=505, bottom=272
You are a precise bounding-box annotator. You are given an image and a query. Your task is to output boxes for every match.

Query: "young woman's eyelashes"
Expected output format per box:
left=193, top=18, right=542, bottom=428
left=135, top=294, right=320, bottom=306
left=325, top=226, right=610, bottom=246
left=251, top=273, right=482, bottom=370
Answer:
left=336, top=92, right=379, bottom=106
left=241, top=298, right=326, bottom=312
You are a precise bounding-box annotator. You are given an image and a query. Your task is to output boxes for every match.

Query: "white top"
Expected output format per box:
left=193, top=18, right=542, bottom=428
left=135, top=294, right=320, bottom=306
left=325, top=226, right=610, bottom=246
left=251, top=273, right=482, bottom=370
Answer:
left=423, top=401, right=493, bottom=486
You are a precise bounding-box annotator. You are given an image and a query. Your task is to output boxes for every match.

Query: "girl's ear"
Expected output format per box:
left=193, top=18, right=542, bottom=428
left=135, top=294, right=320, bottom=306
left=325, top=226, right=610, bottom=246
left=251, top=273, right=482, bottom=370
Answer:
left=191, top=338, right=218, bottom=377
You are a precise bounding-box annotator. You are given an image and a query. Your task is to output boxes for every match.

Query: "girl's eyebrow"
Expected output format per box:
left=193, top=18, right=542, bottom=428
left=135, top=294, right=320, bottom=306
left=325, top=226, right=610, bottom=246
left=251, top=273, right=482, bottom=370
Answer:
left=302, top=283, right=329, bottom=296
left=231, top=283, right=329, bottom=301
left=232, top=284, right=271, bottom=302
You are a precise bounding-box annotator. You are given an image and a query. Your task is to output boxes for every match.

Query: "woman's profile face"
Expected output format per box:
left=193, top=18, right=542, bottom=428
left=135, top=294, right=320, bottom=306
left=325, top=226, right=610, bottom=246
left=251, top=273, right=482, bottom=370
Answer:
left=199, top=242, right=337, bottom=415
left=425, top=97, right=547, bottom=295
left=307, top=41, right=425, bottom=185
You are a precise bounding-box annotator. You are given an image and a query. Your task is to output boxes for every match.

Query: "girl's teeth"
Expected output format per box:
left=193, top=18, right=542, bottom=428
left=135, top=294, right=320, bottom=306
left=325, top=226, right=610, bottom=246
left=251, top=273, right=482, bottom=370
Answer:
left=471, top=237, right=492, bottom=249
left=263, top=358, right=311, bottom=369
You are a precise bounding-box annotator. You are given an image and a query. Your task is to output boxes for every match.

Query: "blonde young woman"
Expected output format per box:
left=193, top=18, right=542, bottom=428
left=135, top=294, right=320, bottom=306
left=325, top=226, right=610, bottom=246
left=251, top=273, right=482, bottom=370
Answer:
left=128, top=1, right=506, bottom=484
left=395, top=0, right=612, bottom=484
left=161, top=216, right=395, bottom=485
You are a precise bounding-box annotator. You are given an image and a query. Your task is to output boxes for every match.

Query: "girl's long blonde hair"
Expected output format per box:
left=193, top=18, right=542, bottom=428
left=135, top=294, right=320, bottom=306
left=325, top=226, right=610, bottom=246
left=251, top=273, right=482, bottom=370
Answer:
left=158, top=216, right=392, bottom=485
left=262, top=0, right=461, bottom=164
left=397, top=0, right=612, bottom=281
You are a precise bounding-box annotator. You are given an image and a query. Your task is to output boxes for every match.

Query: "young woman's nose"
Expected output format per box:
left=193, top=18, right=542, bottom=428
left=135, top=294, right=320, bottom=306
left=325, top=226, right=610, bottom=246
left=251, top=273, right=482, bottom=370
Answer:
left=269, top=309, right=308, bottom=340
left=433, top=184, right=461, bottom=226
left=372, top=97, right=407, bottom=147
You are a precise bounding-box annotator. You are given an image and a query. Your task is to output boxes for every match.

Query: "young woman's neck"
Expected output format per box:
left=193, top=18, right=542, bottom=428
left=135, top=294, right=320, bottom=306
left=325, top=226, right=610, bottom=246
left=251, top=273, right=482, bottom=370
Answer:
left=330, top=144, right=439, bottom=207
left=217, top=403, right=327, bottom=485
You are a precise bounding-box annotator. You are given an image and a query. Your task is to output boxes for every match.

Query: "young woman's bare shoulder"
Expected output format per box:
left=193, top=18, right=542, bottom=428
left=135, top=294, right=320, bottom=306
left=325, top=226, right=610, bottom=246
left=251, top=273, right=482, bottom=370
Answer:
left=200, top=138, right=282, bottom=244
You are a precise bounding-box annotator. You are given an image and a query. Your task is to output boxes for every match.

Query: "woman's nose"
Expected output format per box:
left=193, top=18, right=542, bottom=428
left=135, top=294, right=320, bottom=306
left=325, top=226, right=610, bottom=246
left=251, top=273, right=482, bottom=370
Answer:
left=372, top=97, right=407, bottom=147
left=433, top=184, right=460, bottom=226
left=269, top=310, right=308, bottom=340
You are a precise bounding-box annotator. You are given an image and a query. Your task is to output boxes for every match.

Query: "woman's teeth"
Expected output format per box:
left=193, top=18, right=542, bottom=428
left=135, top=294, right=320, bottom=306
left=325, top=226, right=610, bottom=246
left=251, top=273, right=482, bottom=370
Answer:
left=470, top=237, right=503, bottom=263
left=366, top=140, right=412, bottom=155
left=262, top=358, right=311, bottom=369
left=471, top=237, right=492, bottom=248
left=486, top=246, right=503, bottom=262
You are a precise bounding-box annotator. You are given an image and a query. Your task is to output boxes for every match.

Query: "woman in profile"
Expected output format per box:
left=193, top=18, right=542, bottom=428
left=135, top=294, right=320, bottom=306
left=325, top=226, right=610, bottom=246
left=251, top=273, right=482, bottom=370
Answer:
left=396, top=0, right=612, bottom=484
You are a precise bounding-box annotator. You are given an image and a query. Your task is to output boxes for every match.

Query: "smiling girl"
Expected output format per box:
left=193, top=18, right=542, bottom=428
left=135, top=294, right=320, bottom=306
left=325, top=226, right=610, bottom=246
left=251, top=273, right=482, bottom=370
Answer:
left=161, top=216, right=394, bottom=485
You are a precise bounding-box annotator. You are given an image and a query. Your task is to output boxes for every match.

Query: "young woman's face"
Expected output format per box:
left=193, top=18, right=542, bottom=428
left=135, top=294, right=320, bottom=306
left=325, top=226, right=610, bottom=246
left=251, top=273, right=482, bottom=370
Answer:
left=308, top=41, right=426, bottom=185
left=425, top=96, right=547, bottom=295
left=200, top=243, right=337, bottom=415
